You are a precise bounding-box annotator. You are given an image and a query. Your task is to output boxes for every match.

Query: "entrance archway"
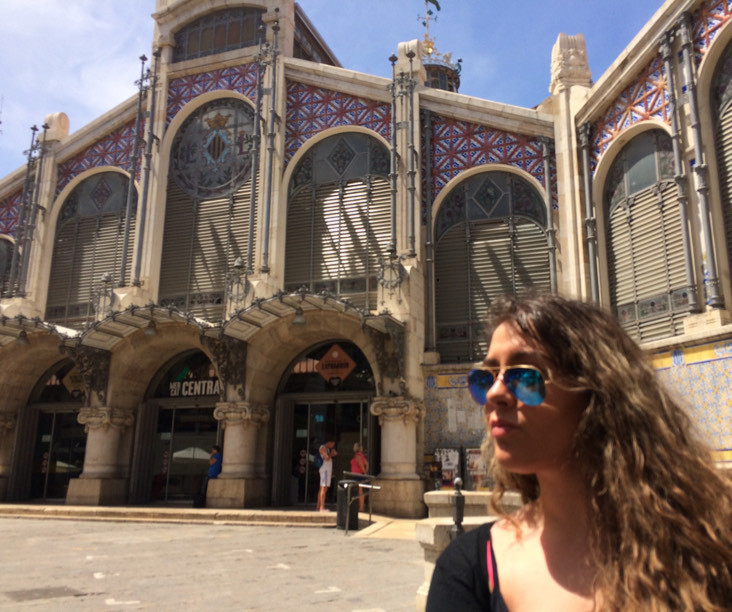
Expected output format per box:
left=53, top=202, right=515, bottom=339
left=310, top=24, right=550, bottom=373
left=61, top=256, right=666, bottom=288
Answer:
left=131, top=350, right=222, bottom=504
left=272, top=341, right=377, bottom=507
left=25, top=360, right=85, bottom=500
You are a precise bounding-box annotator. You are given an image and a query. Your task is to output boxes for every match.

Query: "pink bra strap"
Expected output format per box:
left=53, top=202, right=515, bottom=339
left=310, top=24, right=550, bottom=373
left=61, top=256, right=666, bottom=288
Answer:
left=486, top=539, right=495, bottom=593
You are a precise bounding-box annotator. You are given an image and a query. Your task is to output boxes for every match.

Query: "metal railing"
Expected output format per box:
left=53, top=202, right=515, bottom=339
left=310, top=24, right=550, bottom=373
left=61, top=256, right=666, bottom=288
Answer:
left=342, top=471, right=381, bottom=535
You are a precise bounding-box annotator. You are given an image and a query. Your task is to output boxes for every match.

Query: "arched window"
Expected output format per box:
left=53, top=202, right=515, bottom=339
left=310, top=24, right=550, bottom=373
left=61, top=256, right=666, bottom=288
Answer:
left=46, top=172, right=136, bottom=329
left=173, top=7, right=265, bottom=63
left=712, top=39, right=732, bottom=286
left=603, top=129, right=691, bottom=341
left=285, top=133, right=390, bottom=311
left=159, top=98, right=257, bottom=320
left=434, top=171, right=549, bottom=363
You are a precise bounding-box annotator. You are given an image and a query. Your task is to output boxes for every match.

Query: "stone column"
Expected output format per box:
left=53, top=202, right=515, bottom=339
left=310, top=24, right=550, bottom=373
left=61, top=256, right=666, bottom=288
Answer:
left=0, top=411, right=17, bottom=500
left=207, top=402, right=269, bottom=509
left=66, top=407, right=134, bottom=506
left=370, top=396, right=426, bottom=518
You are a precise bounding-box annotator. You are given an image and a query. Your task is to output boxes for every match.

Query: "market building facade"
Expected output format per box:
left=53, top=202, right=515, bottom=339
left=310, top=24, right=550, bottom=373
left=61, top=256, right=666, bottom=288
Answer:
left=0, top=0, right=730, bottom=517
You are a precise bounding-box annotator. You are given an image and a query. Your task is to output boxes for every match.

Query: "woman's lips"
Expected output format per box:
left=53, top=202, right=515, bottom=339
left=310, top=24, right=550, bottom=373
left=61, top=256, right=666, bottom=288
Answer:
left=490, top=418, right=517, bottom=437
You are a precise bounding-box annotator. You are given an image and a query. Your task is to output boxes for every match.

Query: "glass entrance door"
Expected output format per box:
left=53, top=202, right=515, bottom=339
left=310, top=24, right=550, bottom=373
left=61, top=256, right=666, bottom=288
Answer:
left=150, top=406, right=218, bottom=503
left=291, top=400, right=369, bottom=506
left=31, top=411, right=86, bottom=499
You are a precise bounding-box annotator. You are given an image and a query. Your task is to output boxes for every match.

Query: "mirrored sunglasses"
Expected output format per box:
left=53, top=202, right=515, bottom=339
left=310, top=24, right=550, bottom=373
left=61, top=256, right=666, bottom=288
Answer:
left=467, top=366, right=547, bottom=406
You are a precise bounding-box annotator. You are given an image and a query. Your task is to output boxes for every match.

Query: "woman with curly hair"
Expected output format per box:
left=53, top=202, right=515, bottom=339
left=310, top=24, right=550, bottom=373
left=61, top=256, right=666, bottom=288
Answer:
left=426, top=293, right=732, bottom=611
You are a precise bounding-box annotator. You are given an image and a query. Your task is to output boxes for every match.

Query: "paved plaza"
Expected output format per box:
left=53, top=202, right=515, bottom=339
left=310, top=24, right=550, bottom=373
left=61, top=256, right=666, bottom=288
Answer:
left=0, top=517, right=424, bottom=611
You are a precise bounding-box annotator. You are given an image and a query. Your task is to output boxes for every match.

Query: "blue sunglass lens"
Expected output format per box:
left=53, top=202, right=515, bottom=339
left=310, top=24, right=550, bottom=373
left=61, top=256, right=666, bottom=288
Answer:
left=467, top=367, right=546, bottom=406
left=503, top=368, right=545, bottom=406
left=467, top=369, right=494, bottom=405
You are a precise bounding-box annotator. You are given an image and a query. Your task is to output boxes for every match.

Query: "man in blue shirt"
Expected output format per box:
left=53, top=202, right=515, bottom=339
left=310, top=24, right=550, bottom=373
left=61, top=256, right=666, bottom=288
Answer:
left=208, top=445, right=222, bottom=479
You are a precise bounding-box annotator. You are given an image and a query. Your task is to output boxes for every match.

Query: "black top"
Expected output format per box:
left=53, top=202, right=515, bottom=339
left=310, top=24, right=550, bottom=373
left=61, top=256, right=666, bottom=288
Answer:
left=426, top=522, right=509, bottom=612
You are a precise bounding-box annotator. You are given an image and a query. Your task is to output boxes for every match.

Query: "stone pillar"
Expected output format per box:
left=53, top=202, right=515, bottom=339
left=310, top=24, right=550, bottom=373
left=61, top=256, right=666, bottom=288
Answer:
left=66, top=407, right=134, bottom=506
left=370, top=396, right=426, bottom=518
left=206, top=402, right=270, bottom=509
left=0, top=411, right=17, bottom=500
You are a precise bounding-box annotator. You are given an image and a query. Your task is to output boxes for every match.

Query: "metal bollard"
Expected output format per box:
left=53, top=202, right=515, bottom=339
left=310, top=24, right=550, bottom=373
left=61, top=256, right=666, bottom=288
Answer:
left=449, top=477, right=465, bottom=541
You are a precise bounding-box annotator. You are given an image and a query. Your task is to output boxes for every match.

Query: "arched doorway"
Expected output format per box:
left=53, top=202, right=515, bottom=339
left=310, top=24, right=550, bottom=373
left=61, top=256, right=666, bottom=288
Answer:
left=25, top=360, right=86, bottom=500
left=130, top=350, right=222, bottom=504
left=273, top=341, right=377, bottom=507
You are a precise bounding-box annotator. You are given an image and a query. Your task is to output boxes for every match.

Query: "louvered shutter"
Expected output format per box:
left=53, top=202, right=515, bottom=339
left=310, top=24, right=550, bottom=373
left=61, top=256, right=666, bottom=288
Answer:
left=435, top=225, right=471, bottom=363
left=160, top=176, right=253, bottom=320
left=285, top=185, right=315, bottom=291
left=159, top=179, right=196, bottom=310
left=365, top=178, right=392, bottom=308
left=715, top=108, right=732, bottom=277
left=436, top=219, right=549, bottom=363
left=608, top=182, right=686, bottom=341
left=513, top=221, right=551, bottom=294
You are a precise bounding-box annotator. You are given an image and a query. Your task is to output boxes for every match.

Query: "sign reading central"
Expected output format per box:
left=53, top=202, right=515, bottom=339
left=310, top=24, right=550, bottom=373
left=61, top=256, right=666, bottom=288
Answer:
left=316, top=344, right=356, bottom=386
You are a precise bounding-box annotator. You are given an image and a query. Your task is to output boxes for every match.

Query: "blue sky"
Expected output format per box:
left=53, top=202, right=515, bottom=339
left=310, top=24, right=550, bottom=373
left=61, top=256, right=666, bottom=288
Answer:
left=0, top=0, right=663, bottom=178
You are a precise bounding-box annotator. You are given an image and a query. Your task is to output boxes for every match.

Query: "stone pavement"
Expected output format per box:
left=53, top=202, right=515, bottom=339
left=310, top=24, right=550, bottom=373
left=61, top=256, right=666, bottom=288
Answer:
left=0, top=505, right=423, bottom=611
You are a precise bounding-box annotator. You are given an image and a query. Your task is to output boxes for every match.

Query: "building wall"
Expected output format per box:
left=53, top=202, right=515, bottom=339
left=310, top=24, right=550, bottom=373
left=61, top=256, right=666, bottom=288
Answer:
left=0, top=0, right=730, bottom=512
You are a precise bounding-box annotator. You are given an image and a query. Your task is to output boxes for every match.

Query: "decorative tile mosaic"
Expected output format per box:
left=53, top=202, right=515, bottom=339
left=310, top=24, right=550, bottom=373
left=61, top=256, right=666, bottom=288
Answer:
left=692, top=0, right=732, bottom=65
left=166, top=63, right=259, bottom=126
left=56, top=120, right=137, bottom=196
left=0, top=190, right=22, bottom=237
left=426, top=115, right=556, bottom=222
left=591, top=55, right=670, bottom=171
left=424, top=372, right=485, bottom=451
left=284, top=82, right=391, bottom=162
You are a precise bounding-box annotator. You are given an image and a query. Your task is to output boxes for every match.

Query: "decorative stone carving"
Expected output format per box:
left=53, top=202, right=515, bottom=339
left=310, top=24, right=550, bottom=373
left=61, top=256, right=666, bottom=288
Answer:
left=59, top=345, right=111, bottom=405
left=370, top=396, right=425, bottom=425
left=367, top=317, right=406, bottom=395
left=200, top=335, right=247, bottom=400
left=77, top=407, right=134, bottom=433
left=213, top=402, right=269, bottom=429
left=550, top=33, right=592, bottom=94
left=0, top=411, right=16, bottom=432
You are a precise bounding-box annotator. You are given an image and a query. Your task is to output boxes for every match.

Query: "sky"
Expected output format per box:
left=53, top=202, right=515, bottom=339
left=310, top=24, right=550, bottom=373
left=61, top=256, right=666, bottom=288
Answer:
left=0, top=0, right=664, bottom=178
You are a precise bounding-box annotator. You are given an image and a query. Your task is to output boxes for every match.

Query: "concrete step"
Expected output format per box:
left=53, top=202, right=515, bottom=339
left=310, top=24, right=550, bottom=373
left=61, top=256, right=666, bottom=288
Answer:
left=0, top=503, right=338, bottom=527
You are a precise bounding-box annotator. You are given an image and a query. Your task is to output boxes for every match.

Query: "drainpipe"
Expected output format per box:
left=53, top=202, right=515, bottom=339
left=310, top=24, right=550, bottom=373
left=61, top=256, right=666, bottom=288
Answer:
left=660, top=34, right=698, bottom=312
left=18, top=123, right=49, bottom=297
left=540, top=137, right=558, bottom=294
left=120, top=54, right=148, bottom=287
left=247, top=29, right=265, bottom=276
left=678, top=14, right=723, bottom=307
left=388, top=54, right=399, bottom=257
left=578, top=124, right=599, bottom=302
left=133, top=48, right=161, bottom=287
left=424, top=110, right=435, bottom=351
left=260, top=17, right=279, bottom=274
left=7, top=126, right=38, bottom=297
left=407, top=50, right=417, bottom=258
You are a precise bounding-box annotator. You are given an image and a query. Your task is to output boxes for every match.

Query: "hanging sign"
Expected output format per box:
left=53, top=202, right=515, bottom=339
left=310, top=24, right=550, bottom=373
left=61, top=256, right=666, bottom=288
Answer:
left=316, top=344, right=356, bottom=386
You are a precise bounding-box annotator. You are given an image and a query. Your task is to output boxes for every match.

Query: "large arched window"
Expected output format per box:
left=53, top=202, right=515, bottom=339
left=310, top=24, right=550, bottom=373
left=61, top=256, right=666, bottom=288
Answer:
left=46, top=172, right=136, bottom=329
left=434, top=171, right=549, bottom=363
left=603, top=129, right=691, bottom=341
left=712, top=39, right=732, bottom=286
left=159, top=98, right=256, bottom=320
left=173, top=7, right=265, bottom=63
left=285, top=133, right=390, bottom=311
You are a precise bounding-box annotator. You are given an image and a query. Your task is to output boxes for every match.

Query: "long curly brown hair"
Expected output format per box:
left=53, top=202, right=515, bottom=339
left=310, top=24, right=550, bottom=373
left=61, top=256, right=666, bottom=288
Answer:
left=480, top=293, right=732, bottom=610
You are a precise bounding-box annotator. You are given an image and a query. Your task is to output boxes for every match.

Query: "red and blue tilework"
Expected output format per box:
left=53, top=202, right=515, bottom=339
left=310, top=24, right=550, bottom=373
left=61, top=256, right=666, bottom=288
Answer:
left=427, top=115, right=552, bottom=206
left=591, top=55, right=670, bottom=171
left=56, top=120, right=137, bottom=196
left=0, top=191, right=22, bottom=237
left=285, top=82, right=391, bottom=162
left=692, top=0, right=732, bottom=65
left=167, top=64, right=259, bottom=126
